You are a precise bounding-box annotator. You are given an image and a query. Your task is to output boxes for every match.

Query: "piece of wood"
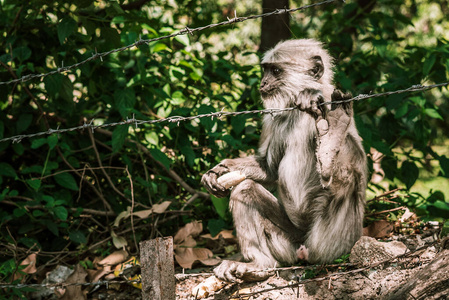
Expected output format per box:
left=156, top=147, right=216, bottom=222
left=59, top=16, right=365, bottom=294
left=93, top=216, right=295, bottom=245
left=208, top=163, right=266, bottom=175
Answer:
left=386, top=249, right=449, bottom=299
left=140, top=237, right=175, bottom=300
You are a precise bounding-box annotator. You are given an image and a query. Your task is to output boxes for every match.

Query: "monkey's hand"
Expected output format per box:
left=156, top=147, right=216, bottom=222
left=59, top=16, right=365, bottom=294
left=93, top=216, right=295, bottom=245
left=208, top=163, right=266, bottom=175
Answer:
left=294, top=88, right=326, bottom=117
left=201, top=160, right=236, bottom=198
left=214, top=260, right=273, bottom=282
left=314, top=89, right=353, bottom=187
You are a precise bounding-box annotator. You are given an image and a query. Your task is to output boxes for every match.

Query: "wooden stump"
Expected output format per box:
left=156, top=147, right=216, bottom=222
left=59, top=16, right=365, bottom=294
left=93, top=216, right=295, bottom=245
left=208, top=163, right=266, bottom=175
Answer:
left=140, top=237, right=175, bottom=300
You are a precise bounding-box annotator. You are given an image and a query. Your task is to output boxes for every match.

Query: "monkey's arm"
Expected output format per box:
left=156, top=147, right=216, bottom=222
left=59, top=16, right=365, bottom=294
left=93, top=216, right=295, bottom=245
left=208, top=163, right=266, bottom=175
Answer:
left=313, top=90, right=367, bottom=191
left=201, top=156, right=272, bottom=198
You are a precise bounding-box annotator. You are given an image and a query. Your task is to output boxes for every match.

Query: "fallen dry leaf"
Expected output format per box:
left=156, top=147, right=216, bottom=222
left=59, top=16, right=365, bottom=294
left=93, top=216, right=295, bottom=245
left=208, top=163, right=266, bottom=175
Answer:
left=191, top=276, right=226, bottom=299
left=111, top=230, right=128, bottom=249
left=113, top=206, right=132, bottom=227
left=174, top=221, right=203, bottom=245
left=363, top=220, right=393, bottom=238
left=174, top=247, right=213, bottom=269
left=98, top=250, right=128, bottom=266
left=201, top=229, right=235, bottom=240
left=13, top=253, right=37, bottom=282
left=132, top=201, right=171, bottom=218
left=60, top=264, right=87, bottom=300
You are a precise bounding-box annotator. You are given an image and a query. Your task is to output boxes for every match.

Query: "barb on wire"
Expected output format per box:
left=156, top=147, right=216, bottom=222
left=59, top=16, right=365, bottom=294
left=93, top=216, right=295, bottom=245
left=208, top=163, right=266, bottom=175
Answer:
left=322, top=82, right=449, bottom=106
left=0, top=0, right=338, bottom=86
left=0, top=80, right=448, bottom=144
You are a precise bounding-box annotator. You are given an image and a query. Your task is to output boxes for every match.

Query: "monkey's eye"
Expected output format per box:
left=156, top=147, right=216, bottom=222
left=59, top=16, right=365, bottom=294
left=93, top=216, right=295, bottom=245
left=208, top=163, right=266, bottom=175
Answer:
left=272, top=67, right=282, bottom=76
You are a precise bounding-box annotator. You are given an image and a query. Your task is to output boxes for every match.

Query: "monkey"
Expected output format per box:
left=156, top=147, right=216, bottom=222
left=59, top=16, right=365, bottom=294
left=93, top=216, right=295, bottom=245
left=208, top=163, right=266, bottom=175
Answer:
left=201, top=39, right=367, bottom=282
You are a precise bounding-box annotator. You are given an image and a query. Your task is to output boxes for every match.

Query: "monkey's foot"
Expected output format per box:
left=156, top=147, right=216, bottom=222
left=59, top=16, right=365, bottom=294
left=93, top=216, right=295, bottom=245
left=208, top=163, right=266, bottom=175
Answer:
left=214, top=260, right=272, bottom=282
left=316, top=105, right=351, bottom=187
left=296, top=245, right=309, bottom=261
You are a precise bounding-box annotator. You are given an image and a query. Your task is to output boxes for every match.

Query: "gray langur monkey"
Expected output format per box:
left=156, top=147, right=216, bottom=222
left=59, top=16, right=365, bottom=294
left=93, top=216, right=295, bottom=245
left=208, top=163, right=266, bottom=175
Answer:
left=201, top=39, right=367, bottom=282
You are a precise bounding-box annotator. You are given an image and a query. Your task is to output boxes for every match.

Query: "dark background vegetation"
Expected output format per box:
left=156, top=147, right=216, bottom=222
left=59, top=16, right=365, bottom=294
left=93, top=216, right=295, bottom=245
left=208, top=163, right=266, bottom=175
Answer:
left=1, top=0, right=449, bottom=295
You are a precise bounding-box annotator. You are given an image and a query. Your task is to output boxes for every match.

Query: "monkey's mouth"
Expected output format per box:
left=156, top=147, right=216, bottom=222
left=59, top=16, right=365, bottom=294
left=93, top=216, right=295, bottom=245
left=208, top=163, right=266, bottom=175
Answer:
left=259, top=88, right=278, bottom=98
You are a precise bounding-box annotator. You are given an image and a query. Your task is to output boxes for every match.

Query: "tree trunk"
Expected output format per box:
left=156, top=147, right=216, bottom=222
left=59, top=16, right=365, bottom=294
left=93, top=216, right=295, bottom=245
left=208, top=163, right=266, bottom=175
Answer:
left=260, top=0, right=291, bottom=52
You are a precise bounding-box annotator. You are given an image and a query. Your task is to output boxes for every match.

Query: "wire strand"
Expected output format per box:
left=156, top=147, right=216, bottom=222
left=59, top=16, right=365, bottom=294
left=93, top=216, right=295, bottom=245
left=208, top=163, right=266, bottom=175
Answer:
left=0, top=0, right=338, bottom=86
left=0, top=81, right=447, bottom=144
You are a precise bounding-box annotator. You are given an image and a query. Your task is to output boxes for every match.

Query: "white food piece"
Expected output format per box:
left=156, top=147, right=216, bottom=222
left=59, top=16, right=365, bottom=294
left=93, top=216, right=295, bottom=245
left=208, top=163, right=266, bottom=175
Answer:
left=217, top=171, right=246, bottom=189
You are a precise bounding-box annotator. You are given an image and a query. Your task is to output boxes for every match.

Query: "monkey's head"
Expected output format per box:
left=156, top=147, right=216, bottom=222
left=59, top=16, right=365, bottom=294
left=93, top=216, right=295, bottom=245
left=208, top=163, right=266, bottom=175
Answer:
left=259, top=39, right=334, bottom=109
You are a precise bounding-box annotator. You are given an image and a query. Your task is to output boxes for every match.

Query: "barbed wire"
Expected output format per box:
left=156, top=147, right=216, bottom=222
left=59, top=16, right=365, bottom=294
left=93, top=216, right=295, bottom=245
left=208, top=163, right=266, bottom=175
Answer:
left=0, top=0, right=339, bottom=86
left=0, top=278, right=140, bottom=289
left=0, top=239, right=437, bottom=290
left=0, top=80, right=447, bottom=144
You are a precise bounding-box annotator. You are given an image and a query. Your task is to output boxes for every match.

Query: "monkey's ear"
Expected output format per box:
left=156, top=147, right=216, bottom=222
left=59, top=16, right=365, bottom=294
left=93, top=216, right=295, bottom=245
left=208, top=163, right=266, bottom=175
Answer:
left=309, top=56, right=324, bottom=80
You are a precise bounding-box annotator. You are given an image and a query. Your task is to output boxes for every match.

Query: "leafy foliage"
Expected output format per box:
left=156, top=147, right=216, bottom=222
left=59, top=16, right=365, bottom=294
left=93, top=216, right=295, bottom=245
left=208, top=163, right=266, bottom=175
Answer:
left=0, top=0, right=448, bottom=289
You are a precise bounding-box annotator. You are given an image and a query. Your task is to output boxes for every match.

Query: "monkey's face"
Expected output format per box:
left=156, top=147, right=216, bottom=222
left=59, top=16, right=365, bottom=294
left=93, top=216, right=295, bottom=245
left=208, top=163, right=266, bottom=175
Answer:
left=259, top=60, right=324, bottom=109
left=259, top=39, right=334, bottom=109
left=259, top=63, right=284, bottom=97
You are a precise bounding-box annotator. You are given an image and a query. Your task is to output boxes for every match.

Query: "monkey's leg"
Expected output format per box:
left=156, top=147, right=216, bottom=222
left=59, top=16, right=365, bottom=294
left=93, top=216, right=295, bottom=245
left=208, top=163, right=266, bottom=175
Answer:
left=214, top=179, right=301, bottom=282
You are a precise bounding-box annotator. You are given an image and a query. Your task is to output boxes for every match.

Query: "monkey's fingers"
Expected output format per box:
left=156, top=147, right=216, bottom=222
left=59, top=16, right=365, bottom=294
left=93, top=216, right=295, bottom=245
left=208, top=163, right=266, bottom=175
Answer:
left=331, top=89, right=353, bottom=115
left=201, top=172, right=229, bottom=198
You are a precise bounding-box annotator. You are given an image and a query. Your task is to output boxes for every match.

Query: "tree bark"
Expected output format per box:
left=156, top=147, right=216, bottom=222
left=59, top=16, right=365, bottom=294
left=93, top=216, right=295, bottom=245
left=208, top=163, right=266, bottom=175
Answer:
left=385, top=249, right=449, bottom=300
left=140, top=237, right=175, bottom=300
left=260, top=0, right=291, bottom=52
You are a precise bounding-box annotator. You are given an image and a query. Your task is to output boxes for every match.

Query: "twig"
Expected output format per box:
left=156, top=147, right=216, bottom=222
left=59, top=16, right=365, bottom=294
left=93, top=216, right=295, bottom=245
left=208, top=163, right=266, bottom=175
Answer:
left=365, top=206, right=406, bottom=217
left=88, top=129, right=128, bottom=201
left=125, top=166, right=139, bottom=253
left=367, top=188, right=402, bottom=203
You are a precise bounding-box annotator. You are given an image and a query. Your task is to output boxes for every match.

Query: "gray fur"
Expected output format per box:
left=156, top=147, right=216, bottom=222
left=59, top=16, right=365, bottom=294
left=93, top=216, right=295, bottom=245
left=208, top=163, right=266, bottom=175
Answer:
left=201, top=39, right=367, bottom=282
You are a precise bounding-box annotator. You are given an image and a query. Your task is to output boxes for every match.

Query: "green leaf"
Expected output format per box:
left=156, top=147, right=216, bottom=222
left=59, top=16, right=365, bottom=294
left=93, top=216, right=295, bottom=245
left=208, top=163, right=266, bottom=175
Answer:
left=211, top=195, right=229, bottom=220
left=57, top=17, right=77, bottom=44
left=32, top=210, right=45, bottom=217
left=45, top=220, right=59, bottom=236
left=26, top=179, right=41, bottom=191
left=145, top=132, right=159, bottom=146
left=427, top=201, right=449, bottom=219
left=394, top=103, right=408, bottom=119
left=112, top=125, right=129, bottom=153
left=180, top=144, right=195, bottom=167
left=174, top=34, right=190, bottom=46
left=54, top=172, right=79, bottom=191
left=114, top=88, right=136, bottom=118
left=100, top=27, right=121, bottom=48
left=207, top=218, right=226, bottom=237
left=401, top=161, right=419, bottom=189
left=171, top=91, right=185, bottom=105
left=198, top=105, right=216, bottom=131
left=59, top=76, right=74, bottom=103
left=69, top=230, right=87, bottom=244
left=427, top=191, right=445, bottom=203
left=18, top=237, right=40, bottom=248
left=149, top=148, right=171, bottom=170
left=31, top=138, right=47, bottom=149
left=53, top=206, right=68, bottom=221
left=423, top=108, right=443, bottom=120
left=12, top=46, right=32, bottom=62
left=231, top=115, right=248, bottom=135
left=44, top=73, right=63, bottom=99
left=47, top=135, right=58, bottom=150
left=423, top=53, right=436, bottom=76
left=16, top=114, right=33, bottom=133
left=0, top=163, right=17, bottom=178
left=439, top=155, right=449, bottom=178
left=150, top=42, right=168, bottom=53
